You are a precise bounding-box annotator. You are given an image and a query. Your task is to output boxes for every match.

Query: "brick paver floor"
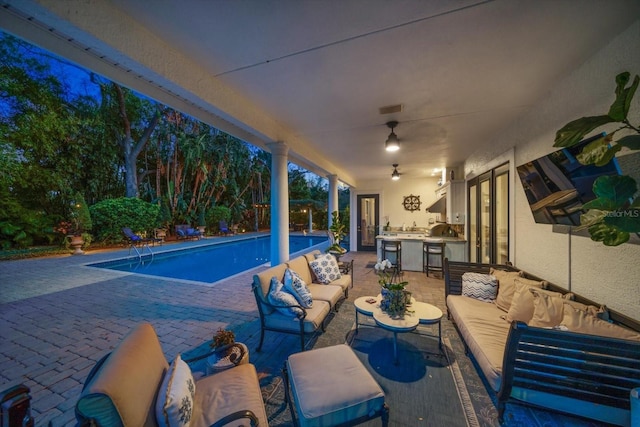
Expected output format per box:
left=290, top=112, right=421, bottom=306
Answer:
left=0, top=233, right=342, bottom=426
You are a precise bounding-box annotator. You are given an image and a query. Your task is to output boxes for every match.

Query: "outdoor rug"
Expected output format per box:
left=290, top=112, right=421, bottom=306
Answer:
left=262, top=320, right=477, bottom=427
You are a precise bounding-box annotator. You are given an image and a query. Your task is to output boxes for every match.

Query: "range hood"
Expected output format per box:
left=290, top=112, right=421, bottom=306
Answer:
left=425, top=196, right=446, bottom=214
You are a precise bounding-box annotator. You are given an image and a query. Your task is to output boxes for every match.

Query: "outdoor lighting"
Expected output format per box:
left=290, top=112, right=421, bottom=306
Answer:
left=391, top=164, right=400, bottom=180
left=385, top=121, right=400, bottom=152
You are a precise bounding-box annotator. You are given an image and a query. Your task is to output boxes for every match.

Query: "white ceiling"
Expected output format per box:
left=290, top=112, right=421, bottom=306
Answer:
left=2, top=0, right=640, bottom=186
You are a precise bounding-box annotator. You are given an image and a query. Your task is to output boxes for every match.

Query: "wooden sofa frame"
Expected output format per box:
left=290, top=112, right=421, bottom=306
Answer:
left=444, top=259, right=640, bottom=426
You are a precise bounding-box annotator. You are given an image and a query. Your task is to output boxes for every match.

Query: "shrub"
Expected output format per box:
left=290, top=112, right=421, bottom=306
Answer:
left=206, top=206, right=231, bottom=230
left=90, top=197, right=160, bottom=243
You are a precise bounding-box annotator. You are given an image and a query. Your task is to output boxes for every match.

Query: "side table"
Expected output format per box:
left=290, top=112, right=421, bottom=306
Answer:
left=206, top=342, right=249, bottom=375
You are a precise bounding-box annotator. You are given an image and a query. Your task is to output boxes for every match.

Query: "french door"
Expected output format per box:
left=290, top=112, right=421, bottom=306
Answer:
left=357, top=194, right=379, bottom=251
left=468, top=163, right=509, bottom=264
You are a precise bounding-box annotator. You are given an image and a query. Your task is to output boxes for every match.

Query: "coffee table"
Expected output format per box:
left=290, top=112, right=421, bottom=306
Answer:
left=354, top=296, right=443, bottom=364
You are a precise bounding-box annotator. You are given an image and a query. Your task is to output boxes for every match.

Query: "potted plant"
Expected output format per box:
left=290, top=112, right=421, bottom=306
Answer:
left=197, top=209, right=207, bottom=235
left=554, top=71, right=640, bottom=246
left=210, top=328, right=235, bottom=354
left=326, top=211, right=347, bottom=256
left=57, top=192, right=92, bottom=255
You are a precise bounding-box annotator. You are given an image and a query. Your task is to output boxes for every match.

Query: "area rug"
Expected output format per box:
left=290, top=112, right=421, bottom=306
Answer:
left=262, top=322, right=477, bottom=427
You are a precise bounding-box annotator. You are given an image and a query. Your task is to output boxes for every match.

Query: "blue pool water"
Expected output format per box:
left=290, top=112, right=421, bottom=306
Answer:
left=90, top=235, right=328, bottom=283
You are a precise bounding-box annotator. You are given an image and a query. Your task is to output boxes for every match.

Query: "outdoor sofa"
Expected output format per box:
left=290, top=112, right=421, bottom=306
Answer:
left=252, top=249, right=353, bottom=352
left=443, top=259, right=640, bottom=426
left=75, top=322, right=267, bottom=427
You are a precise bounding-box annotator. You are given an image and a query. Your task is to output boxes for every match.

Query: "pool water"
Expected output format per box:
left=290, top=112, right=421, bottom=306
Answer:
left=90, top=235, right=328, bottom=283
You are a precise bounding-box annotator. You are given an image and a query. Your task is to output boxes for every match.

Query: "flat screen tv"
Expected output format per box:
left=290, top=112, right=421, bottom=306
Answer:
left=516, top=135, right=627, bottom=226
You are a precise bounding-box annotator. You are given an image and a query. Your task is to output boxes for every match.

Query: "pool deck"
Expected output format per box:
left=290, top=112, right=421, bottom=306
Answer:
left=0, top=231, right=336, bottom=426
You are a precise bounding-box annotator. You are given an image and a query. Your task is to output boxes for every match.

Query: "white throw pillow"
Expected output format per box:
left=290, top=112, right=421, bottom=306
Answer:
left=268, top=276, right=303, bottom=316
left=309, top=253, right=342, bottom=284
left=156, top=354, right=196, bottom=427
left=284, top=268, right=313, bottom=308
left=461, top=272, right=498, bottom=302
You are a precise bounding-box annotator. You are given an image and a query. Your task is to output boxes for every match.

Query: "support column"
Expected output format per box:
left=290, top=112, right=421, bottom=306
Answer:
left=327, top=174, right=339, bottom=227
left=267, top=142, right=289, bottom=266
left=308, top=209, right=313, bottom=233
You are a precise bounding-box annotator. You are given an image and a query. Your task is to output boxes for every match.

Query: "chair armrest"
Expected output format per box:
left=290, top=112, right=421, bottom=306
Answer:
left=210, top=410, right=259, bottom=427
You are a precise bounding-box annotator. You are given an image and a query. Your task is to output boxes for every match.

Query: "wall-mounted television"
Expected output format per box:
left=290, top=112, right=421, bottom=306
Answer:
left=516, top=135, right=623, bottom=226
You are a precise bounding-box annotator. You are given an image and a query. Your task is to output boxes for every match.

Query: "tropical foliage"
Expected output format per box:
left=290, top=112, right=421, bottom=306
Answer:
left=554, top=71, right=640, bottom=246
left=0, top=32, right=347, bottom=250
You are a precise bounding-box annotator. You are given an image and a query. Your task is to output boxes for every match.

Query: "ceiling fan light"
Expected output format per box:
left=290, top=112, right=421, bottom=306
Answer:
left=385, top=132, right=400, bottom=152
left=391, top=164, right=400, bottom=180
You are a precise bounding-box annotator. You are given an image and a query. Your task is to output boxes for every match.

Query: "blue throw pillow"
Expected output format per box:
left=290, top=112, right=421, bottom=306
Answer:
left=284, top=268, right=313, bottom=308
left=268, top=277, right=303, bottom=317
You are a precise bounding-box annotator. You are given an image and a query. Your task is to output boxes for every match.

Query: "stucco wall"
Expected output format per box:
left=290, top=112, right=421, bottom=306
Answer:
left=464, top=20, right=640, bottom=320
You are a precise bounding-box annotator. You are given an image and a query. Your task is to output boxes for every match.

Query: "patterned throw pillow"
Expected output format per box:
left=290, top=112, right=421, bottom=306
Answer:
left=461, top=272, right=498, bottom=302
left=156, top=354, right=196, bottom=427
left=268, top=276, right=303, bottom=316
left=309, top=253, right=342, bottom=284
left=284, top=268, right=313, bottom=308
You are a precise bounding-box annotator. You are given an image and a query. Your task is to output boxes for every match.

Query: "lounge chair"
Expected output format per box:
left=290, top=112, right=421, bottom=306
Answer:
left=174, top=224, right=202, bottom=240
left=219, top=220, right=231, bottom=235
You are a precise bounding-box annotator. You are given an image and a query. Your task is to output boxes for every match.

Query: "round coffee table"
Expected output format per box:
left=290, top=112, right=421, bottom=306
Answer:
left=354, top=295, right=381, bottom=332
left=373, top=310, right=419, bottom=365
left=411, top=302, right=443, bottom=350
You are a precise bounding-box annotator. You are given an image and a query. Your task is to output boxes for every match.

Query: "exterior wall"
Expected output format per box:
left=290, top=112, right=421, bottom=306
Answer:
left=349, top=176, right=441, bottom=244
left=464, top=20, right=640, bottom=320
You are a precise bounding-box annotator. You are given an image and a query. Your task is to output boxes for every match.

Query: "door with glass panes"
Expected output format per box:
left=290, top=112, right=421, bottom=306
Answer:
left=468, top=164, right=509, bottom=264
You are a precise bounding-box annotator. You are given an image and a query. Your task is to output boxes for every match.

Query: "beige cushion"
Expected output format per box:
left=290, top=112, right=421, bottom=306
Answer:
left=287, top=344, right=385, bottom=427
left=307, top=284, right=343, bottom=308
left=529, top=291, right=566, bottom=328
left=491, top=269, right=524, bottom=312
left=326, top=274, right=351, bottom=292
left=504, top=278, right=556, bottom=324
left=264, top=300, right=331, bottom=333
left=76, top=322, right=169, bottom=427
left=446, top=294, right=510, bottom=392
left=156, top=355, right=196, bottom=427
left=191, top=364, right=268, bottom=427
left=561, top=304, right=640, bottom=341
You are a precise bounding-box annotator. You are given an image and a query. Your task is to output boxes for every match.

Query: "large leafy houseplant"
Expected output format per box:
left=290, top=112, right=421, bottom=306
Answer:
left=554, top=71, right=640, bottom=246
left=327, top=211, right=347, bottom=254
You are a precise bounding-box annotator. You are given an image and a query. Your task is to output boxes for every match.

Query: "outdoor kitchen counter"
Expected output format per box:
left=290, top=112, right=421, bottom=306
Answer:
left=376, top=234, right=467, bottom=271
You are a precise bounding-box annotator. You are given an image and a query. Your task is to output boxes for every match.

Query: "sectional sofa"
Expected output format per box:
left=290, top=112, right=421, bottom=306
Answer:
left=444, top=259, right=640, bottom=426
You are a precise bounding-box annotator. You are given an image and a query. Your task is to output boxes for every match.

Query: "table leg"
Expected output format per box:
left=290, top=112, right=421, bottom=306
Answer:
left=393, top=331, right=398, bottom=365
left=355, top=310, right=359, bottom=333
left=438, top=320, right=442, bottom=351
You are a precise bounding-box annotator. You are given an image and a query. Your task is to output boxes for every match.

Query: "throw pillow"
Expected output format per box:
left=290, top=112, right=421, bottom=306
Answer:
left=156, top=354, right=196, bottom=427
left=529, top=291, right=566, bottom=328
left=309, top=253, right=342, bottom=284
left=461, top=272, right=498, bottom=302
left=491, top=269, right=524, bottom=312
left=284, top=268, right=313, bottom=308
left=268, top=276, right=303, bottom=317
left=505, top=278, right=557, bottom=324
left=561, top=303, right=640, bottom=341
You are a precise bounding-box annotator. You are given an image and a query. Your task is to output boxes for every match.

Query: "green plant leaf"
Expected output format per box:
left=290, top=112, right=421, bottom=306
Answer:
left=591, top=175, right=637, bottom=209
left=607, top=72, right=639, bottom=121
left=554, top=116, right=614, bottom=148
left=616, top=135, right=640, bottom=150
left=577, top=209, right=606, bottom=231
left=588, top=223, right=630, bottom=246
left=582, top=197, right=618, bottom=211
left=575, top=136, right=621, bottom=166
left=603, top=209, right=640, bottom=232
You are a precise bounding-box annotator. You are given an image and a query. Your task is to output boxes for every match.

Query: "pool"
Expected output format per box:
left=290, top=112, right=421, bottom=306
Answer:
left=89, top=235, right=328, bottom=283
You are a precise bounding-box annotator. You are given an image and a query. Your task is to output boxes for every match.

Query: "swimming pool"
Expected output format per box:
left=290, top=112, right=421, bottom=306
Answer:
left=90, top=235, right=328, bottom=283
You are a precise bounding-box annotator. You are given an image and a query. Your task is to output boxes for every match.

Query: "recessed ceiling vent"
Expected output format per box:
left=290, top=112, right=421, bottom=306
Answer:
left=379, top=104, right=403, bottom=115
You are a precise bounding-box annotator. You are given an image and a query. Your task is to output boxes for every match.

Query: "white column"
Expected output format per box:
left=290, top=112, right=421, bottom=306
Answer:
left=327, top=174, right=339, bottom=227
left=308, top=209, right=313, bottom=233
left=266, top=142, right=289, bottom=266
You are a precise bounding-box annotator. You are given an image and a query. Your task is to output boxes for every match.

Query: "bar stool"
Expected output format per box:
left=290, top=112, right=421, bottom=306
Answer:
left=423, top=239, right=445, bottom=277
left=381, top=239, right=402, bottom=274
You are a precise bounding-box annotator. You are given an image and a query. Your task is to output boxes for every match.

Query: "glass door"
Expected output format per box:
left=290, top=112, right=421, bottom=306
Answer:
left=357, top=194, right=379, bottom=251
left=468, top=164, right=509, bottom=264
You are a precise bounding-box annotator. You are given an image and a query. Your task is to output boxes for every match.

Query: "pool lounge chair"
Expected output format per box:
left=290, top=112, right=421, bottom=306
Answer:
left=122, top=227, right=158, bottom=257
left=175, top=224, right=202, bottom=240
left=219, top=220, right=232, bottom=235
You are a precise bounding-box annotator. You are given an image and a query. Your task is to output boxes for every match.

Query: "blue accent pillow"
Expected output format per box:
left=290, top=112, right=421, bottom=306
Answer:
left=268, top=277, right=303, bottom=316
left=284, top=268, right=313, bottom=308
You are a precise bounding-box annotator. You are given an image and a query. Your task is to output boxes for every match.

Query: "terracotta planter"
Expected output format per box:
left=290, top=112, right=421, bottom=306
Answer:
left=69, top=235, right=84, bottom=255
